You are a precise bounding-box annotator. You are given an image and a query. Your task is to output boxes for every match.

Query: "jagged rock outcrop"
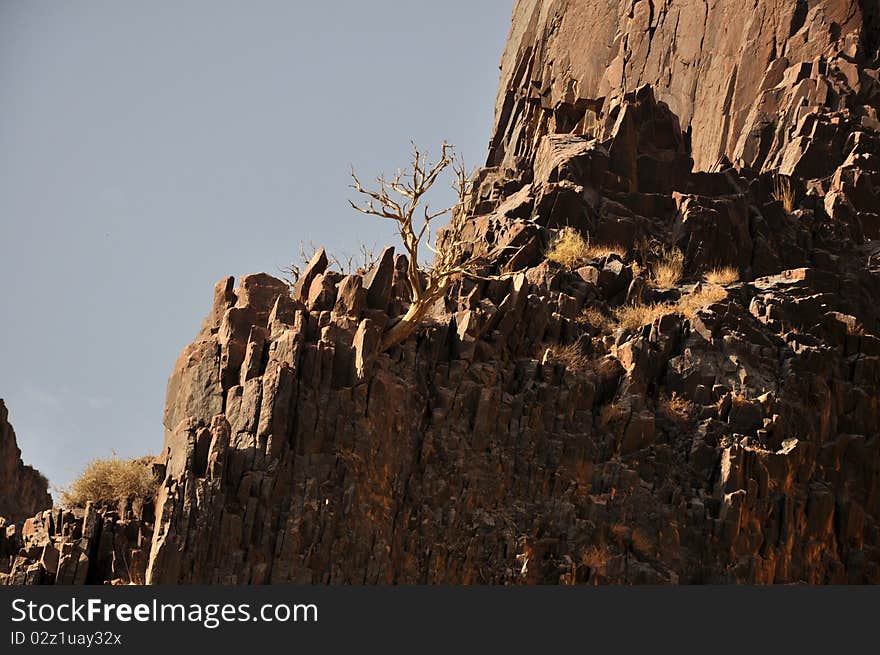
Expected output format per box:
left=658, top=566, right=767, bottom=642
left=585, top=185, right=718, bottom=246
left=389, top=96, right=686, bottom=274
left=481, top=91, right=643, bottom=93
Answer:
left=133, top=82, right=879, bottom=583
left=5, top=1, right=880, bottom=585
left=0, top=400, right=50, bottom=523
left=0, top=501, right=153, bottom=585
left=0, top=400, right=153, bottom=586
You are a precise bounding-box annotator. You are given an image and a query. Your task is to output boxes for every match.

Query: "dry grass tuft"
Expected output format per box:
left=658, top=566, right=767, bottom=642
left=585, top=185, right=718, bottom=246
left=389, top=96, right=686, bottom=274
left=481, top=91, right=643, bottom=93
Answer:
left=546, top=228, right=627, bottom=268
left=658, top=393, right=695, bottom=422
left=590, top=242, right=628, bottom=260
left=581, top=544, right=610, bottom=571
left=578, top=307, right=613, bottom=332
left=704, top=266, right=740, bottom=285
left=613, top=302, right=674, bottom=332
left=546, top=228, right=589, bottom=268
left=773, top=175, right=796, bottom=214
left=676, top=284, right=728, bottom=319
left=651, top=247, right=685, bottom=288
left=60, top=456, right=157, bottom=508
left=545, top=343, right=591, bottom=373
left=611, top=284, right=729, bottom=332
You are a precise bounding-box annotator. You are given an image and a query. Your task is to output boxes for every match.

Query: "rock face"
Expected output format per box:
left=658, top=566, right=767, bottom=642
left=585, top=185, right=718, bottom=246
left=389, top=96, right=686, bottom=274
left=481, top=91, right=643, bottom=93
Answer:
left=0, top=400, right=50, bottom=523
left=489, top=0, right=880, bottom=170
left=5, top=1, right=880, bottom=584
left=490, top=0, right=880, bottom=172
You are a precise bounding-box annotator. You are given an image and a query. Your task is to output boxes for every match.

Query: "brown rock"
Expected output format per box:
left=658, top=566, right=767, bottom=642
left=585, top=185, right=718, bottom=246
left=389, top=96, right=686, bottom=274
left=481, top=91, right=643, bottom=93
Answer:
left=334, top=275, right=366, bottom=316
left=293, top=247, right=329, bottom=303
left=489, top=0, right=873, bottom=171
left=0, top=400, right=50, bottom=524
left=363, top=246, right=395, bottom=310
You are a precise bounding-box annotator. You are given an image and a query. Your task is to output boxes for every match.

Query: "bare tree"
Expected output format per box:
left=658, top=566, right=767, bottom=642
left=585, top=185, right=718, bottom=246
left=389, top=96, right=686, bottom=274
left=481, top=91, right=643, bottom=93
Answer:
left=349, top=142, right=489, bottom=352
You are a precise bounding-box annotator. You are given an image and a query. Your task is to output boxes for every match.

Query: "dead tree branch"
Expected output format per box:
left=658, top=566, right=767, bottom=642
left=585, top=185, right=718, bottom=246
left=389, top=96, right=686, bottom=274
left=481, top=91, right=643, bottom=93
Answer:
left=350, top=142, right=501, bottom=351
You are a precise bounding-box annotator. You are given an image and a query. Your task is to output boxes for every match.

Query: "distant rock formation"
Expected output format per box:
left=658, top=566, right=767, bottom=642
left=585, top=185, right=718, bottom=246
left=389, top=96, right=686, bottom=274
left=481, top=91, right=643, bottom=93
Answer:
left=4, top=0, right=880, bottom=584
left=0, top=400, right=50, bottom=523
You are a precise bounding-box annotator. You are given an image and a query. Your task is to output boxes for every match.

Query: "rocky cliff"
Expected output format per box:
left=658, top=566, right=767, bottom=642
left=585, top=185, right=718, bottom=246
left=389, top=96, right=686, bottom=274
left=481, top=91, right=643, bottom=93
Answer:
left=490, top=0, right=880, bottom=172
left=0, top=400, right=50, bottom=524
left=4, top=0, right=879, bottom=585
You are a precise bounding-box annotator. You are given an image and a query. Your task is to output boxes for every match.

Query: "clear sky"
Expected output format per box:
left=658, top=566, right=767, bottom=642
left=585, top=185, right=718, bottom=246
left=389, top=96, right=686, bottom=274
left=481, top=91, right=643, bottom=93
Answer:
left=0, top=0, right=513, bottom=492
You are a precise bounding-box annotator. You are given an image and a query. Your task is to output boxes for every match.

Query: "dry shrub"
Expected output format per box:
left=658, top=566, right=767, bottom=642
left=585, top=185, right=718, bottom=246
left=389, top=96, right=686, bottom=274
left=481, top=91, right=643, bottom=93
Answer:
left=60, top=456, right=157, bottom=508
left=581, top=544, right=609, bottom=570
left=611, top=284, right=728, bottom=332
left=704, top=266, right=740, bottom=285
left=613, top=302, right=674, bottom=332
left=658, top=393, right=694, bottom=422
left=773, top=175, right=796, bottom=214
left=544, top=343, right=591, bottom=373
left=651, top=247, right=684, bottom=288
left=546, top=228, right=626, bottom=268
left=588, top=242, right=628, bottom=260
left=546, top=228, right=589, bottom=268
left=578, top=307, right=612, bottom=332
left=676, top=284, right=728, bottom=319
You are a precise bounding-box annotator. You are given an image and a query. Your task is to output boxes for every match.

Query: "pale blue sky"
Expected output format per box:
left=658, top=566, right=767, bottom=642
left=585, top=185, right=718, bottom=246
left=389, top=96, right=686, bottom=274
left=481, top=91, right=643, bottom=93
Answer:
left=0, top=1, right=513, bottom=491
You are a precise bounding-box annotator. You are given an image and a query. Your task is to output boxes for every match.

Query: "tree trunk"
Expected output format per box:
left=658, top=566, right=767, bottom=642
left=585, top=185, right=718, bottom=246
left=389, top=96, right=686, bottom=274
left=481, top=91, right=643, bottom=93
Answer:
left=380, top=285, right=446, bottom=352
